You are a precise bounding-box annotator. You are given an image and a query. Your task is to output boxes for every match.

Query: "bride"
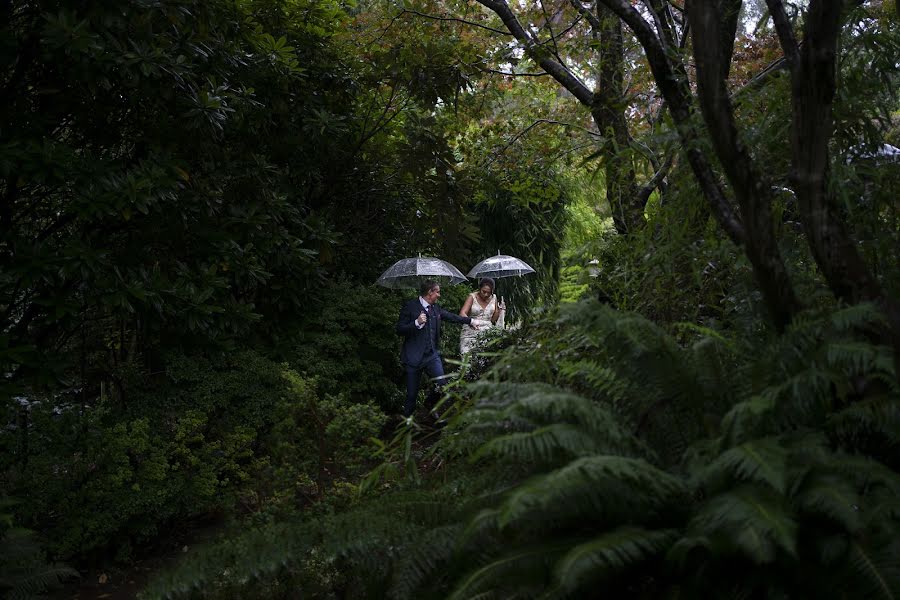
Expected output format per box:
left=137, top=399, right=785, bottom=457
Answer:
left=458, top=277, right=505, bottom=355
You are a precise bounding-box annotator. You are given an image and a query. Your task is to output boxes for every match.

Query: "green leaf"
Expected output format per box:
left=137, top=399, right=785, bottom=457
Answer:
left=690, top=486, right=797, bottom=563
left=495, top=456, right=687, bottom=531
left=551, top=527, right=678, bottom=593
left=697, top=437, right=788, bottom=494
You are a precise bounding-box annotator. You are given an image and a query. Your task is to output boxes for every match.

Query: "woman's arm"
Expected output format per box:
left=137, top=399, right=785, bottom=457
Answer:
left=490, top=295, right=500, bottom=324
left=459, top=294, right=473, bottom=317
left=491, top=296, right=506, bottom=325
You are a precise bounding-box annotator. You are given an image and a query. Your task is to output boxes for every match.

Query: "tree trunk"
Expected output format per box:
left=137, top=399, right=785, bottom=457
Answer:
left=592, top=5, right=643, bottom=234
left=477, top=0, right=653, bottom=235
left=780, top=0, right=900, bottom=369
left=598, top=0, right=746, bottom=246
left=688, top=0, right=801, bottom=329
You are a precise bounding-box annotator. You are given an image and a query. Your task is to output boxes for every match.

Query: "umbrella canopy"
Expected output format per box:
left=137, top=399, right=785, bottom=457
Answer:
left=467, top=253, right=535, bottom=280
left=375, top=256, right=468, bottom=289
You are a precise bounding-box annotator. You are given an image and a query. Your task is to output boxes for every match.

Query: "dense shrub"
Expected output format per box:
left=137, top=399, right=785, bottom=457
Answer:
left=1, top=351, right=383, bottom=562
left=282, top=283, right=406, bottom=412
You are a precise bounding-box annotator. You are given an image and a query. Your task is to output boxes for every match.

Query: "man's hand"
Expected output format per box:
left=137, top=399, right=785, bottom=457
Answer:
left=469, top=322, right=480, bottom=330
left=416, top=311, right=427, bottom=326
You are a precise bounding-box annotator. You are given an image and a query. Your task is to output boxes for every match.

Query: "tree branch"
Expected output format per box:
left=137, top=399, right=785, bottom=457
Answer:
left=688, top=0, right=800, bottom=328
left=399, top=8, right=513, bottom=36
left=597, top=0, right=746, bottom=244
left=538, top=0, right=563, bottom=61
left=476, top=66, right=550, bottom=77
left=568, top=0, right=602, bottom=30
left=483, top=119, right=603, bottom=167
left=354, top=92, right=411, bottom=153
left=548, top=140, right=596, bottom=162
left=535, top=14, right=585, bottom=49
left=765, top=0, right=800, bottom=65
left=785, top=0, right=880, bottom=304
left=637, top=152, right=674, bottom=204
left=476, top=0, right=594, bottom=105
left=357, top=83, right=397, bottom=148
left=640, top=0, right=672, bottom=49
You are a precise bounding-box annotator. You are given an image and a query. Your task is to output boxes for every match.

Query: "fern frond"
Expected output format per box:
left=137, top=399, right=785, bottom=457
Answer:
left=0, top=527, right=79, bottom=599
left=793, top=474, right=863, bottom=534
left=719, top=396, right=776, bottom=446
left=447, top=541, right=573, bottom=600
left=774, top=368, right=835, bottom=414
left=473, top=424, right=606, bottom=463
left=827, top=303, right=885, bottom=333
left=505, top=392, right=635, bottom=449
left=464, top=384, right=638, bottom=458
left=688, top=334, right=738, bottom=402
left=495, top=456, right=688, bottom=531
left=459, top=508, right=502, bottom=548
left=388, top=524, right=463, bottom=600
left=665, top=535, right=712, bottom=570
left=829, top=395, right=900, bottom=448
left=674, top=322, right=736, bottom=348
left=844, top=539, right=900, bottom=600
left=556, top=359, right=628, bottom=404
left=549, top=527, right=678, bottom=596
left=825, top=341, right=882, bottom=376
left=465, top=381, right=562, bottom=411
left=696, top=438, right=788, bottom=494
left=3, top=564, right=80, bottom=600
left=828, top=453, right=900, bottom=495
left=688, top=485, right=797, bottom=563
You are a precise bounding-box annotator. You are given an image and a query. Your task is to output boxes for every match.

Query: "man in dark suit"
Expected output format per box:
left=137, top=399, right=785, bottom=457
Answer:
left=396, top=279, right=477, bottom=417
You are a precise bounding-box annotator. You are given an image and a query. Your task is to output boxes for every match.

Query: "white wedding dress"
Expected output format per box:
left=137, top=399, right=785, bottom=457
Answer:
left=459, top=292, right=500, bottom=355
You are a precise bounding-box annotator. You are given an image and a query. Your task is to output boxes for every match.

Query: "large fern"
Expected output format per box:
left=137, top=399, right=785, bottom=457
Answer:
left=144, top=300, right=900, bottom=599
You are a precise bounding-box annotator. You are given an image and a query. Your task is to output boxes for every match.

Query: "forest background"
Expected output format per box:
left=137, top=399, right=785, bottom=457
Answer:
left=2, top=0, right=899, bottom=598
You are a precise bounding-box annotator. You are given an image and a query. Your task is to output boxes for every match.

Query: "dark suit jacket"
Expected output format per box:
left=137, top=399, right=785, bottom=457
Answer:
left=396, top=298, right=471, bottom=367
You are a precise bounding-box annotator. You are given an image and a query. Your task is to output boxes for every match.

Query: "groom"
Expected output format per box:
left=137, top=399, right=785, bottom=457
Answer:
left=396, top=280, right=478, bottom=417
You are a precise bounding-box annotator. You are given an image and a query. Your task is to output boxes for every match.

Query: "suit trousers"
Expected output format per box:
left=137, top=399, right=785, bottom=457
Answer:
left=403, top=351, right=445, bottom=417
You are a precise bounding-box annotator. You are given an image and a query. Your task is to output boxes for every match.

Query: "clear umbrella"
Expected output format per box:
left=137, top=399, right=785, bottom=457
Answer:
left=467, top=253, right=535, bottom=329
left=467, top=252, right=535, bottom=279
left=375, top=255, right=468, bottom=289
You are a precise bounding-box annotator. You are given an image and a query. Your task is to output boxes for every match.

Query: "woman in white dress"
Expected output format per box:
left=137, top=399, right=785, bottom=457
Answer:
left=458, top=277, right=506, bottom=355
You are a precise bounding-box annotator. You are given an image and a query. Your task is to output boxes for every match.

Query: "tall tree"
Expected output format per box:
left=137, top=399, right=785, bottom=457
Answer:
left=431, top=0, right=673, bottom=233
left=589, top=0, right=900, bottom=355
left=765, top=0, right=900, bottom=360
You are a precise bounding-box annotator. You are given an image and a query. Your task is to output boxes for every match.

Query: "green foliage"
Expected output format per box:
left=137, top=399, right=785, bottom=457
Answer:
left=0, top=0, right=352, bottom=397
left=5, top=0, right=900, bottom=596
left=0, top=0, right=510, bottom=576
left=0, top=0, right=512, bottom=396
left=282, top=282, right=404, bottom=410
left=144, top=301, right=900, bottom=599
left=559, top=180, right=610, bottom=304
left=578, top=159, right=774, bottom=333
left=0, top=500, right=79, bottom=599
left=467, top=163, right=570, bottom=323
left=563, top=0, right=900, bottom=340
left=2, top=352, right=382, bottom=561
